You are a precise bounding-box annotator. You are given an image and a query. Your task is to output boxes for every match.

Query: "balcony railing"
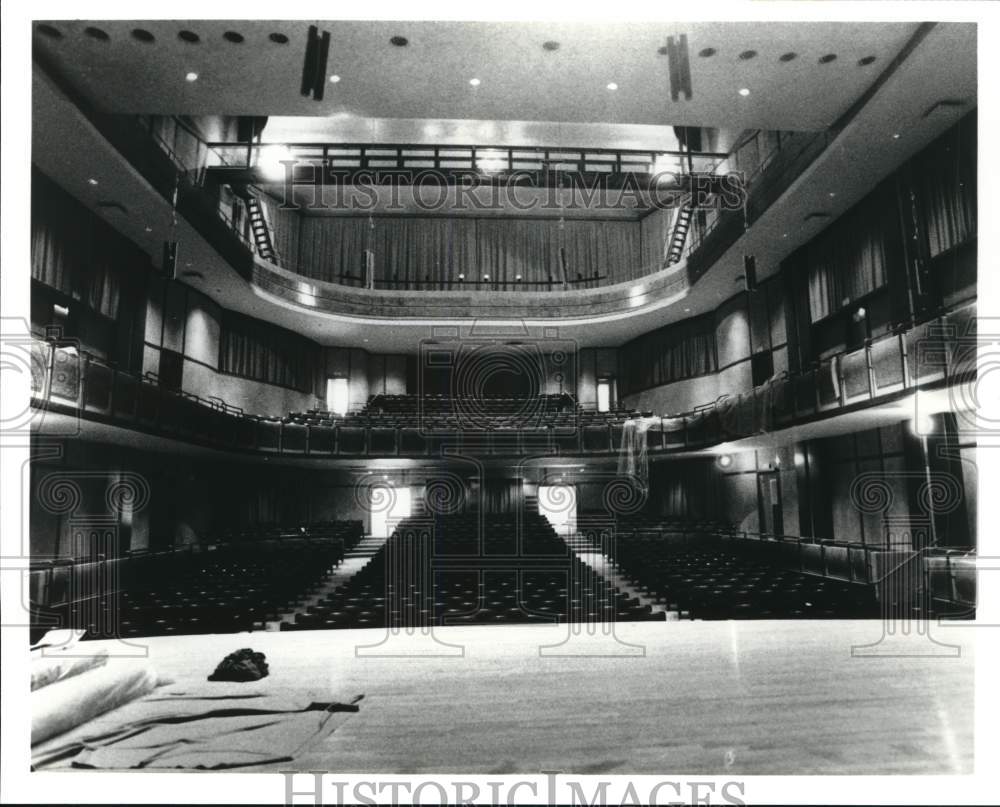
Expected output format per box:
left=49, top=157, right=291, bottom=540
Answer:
left=29, top=300, right=974, bottom=460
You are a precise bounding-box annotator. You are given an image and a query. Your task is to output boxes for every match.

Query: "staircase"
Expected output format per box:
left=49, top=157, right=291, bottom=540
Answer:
left=664, top=195, right=694, bottom=266
left=269, top=533, right=390, bottom=630
left=233, top=185, right=279, bottom=264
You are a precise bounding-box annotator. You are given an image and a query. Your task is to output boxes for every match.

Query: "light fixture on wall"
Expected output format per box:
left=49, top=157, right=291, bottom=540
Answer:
left=911, top=413, right=936, bottom=436
left=717, top=454, right=733, bottom=468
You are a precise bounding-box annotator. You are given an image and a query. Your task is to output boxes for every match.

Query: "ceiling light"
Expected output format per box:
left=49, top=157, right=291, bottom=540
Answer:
left=458, top=273, right=465, bottom=280
left=738, top=50, right=757, bottom=60
left=698, top=47, right=716, bottom=58
left=818, top=53, right=837, bottom=64
left=269, top=32, right=289, bottom=44
left=178, top=30, right=200, bottom=44
left=132, top=28, right=155, bottom=43
left=329, top=74, right=341, bottom=83
left=718, top=454, right=733, bottom=468
left=469, top=78, right=481, bottom=86
left=185, top=72, right=199, bottom=82
left=483, top=274, right=491, bottom=281
left=85, top=26, right=110, bottom=41
left=87, top=178, right=99, bottom=186
left=858, top=55, right=877, bottom=66
left=257, top=145, right=293, bottom=181
left=543, top=41, right=560, bottom=52
left=738, top=88, right=750, bottom=97
left=606, top=82, right=618, bottom=91
left=515, top=274, right=523, bottom=281
left=828, top=192, right=836, bottom=197
left=779, top=52, right=797, bottom=62
left=684, top=307, right=690, bottom=313
left=223, top=31, right=245, bottom=44
left=893, top=133, right=901, bottom=139
left=782, top=233, right=788, bottom=238
left=144, top=225, right=153, bottom=233
left=390, top=35, right=409, bottom=47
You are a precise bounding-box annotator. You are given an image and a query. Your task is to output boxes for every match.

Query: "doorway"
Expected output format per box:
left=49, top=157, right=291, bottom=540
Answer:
left=370, top=485, right=413, bottom=538
left=538, top=485, right=577, bottom=537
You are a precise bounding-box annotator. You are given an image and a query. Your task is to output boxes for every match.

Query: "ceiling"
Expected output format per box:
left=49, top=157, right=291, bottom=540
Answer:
left=34, top=20, right=920, bottom=132
left=30, top=21, right=976, bottom=351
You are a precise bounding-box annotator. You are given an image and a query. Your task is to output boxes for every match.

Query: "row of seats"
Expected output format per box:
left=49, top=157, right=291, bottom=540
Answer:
left=599, top=531, right=880, bottom=619
left=31, top=522, right=366, bottom=641
left=283, top=513, right=665, bottom=631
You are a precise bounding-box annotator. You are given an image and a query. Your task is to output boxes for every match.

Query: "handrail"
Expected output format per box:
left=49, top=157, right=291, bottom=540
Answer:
left=28, top=299, right=975, bottom=459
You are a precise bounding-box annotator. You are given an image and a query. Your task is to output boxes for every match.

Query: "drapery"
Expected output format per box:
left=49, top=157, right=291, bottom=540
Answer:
left=914, top=113, right=976, bottom=259
left=481, top=478, right=524, bottom=515
left=271, top=213, right=644, bottom=287
left=806, top=186, right=894, bottom=322
left=617, top=418, right=655, bottom=485
left=31, top=169, right=134, bottom=320
left=621, top=314, right=717, bottom=395
left=219, top=311, right=319, bottom=392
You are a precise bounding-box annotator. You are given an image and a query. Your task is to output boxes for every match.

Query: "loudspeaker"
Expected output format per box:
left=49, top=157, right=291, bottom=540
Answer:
left=743, top=254, right=758, bottom=292
left=300, top=25, right=331, bottom=101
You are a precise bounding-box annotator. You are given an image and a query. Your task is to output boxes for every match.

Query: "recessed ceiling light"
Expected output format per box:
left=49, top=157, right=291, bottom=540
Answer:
left=144, top=225, right=153, bottom=233
left=858, top=55, right=877, bottom=66
left=84, top=26, right=110, bottom=41
left=738, top=50, right=757, bottom=60
left=606, top=82, right=618, bottom=91
left=37, top=23, right=63, bottom=39
left=87, top=178, right=99, bottom=186
left=738, top=87, right=750, bottom=97
left=132, top=28, right=155, bottom=43
left=779, top=52, right=798, bottom=62
left=543, top=40, right=560, bottom=51
left=892, top=133, right=901, bottom=139
left=178, top=30, right=200, bottom=44
left=684, top=307, right=691, bottom=313
left=828, top=192, right=836, bottom=198
left=818, top=53, right=837, bottom=64
left=469, top=78, right=481, bottom=86
left=223, top=31, right=244, bottom=44
left=269, top=32, right=289, bottom=44
left=185, top=72, right=199, bottom=82
left=698, top=47, right=716, bottom=58
left=390, top=35, right=409, bottom=47
left=329, top=74, right=341, bottom=83
left=782, top=233, right=788, bottom=238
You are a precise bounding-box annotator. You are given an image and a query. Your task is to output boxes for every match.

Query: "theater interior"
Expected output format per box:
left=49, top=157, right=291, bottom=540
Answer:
left=21, top=18, right=978, bottom=776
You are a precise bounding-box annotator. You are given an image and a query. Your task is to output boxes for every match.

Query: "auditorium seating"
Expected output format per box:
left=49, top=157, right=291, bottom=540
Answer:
left=32, top=522, right=363, bottom=641
left=283, top=512, right=665, bottom=631
left=582, top=526, right=879, bottom=619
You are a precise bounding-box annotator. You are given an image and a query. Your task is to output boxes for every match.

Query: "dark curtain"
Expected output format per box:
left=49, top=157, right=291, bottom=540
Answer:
left=913, top=112, right=977, bottom=259
left=482, top=478, right=524, bottom=515
left=219, top=310, right=319, bottom=392
left=31, top=168, right=138, bottom=320
left=621, top=314, right=717, bottom=395
left=806, top=184, right=896, bottom=323
left=287, top=215, right=642, bottom=286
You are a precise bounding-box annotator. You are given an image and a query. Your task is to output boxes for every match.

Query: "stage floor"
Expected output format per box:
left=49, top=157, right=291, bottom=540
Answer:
left=38, top=620, right=974, bottom=775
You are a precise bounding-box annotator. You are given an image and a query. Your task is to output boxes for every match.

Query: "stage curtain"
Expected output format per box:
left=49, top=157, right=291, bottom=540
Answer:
left=219, top=310, right=319, bottom=392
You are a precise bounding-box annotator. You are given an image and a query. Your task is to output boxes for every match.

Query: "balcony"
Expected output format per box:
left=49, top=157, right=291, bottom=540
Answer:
left=29, top=300, right=975, bottom=459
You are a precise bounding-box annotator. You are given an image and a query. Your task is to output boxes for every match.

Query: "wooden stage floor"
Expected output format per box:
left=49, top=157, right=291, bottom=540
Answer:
left=39, top=620, right=974, bottom=775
